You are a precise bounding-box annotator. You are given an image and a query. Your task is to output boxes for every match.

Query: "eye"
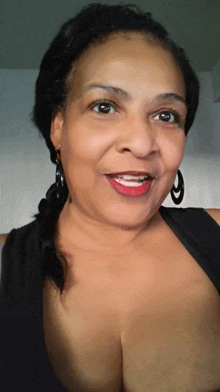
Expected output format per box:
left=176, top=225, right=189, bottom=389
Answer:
left=155, top=111, right=179, bottom=123
left=92, top=101, right=116, bottom=114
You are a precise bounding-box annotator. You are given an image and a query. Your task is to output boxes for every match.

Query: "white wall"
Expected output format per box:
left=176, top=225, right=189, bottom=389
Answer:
left=0, top=70, right=54, bottom=233
left=0, top=69, right=220, bottom=233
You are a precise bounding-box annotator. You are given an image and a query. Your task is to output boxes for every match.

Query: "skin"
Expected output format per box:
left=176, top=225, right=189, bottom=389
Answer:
left=50, top=32, right=188, bottom=259
left=2, top=31, right=220, bottom=392
left=46, top=32, right=220, bottom=391
left=1, top=33, right=219, bottom=269
left=1, top=33, right=220, bottom=254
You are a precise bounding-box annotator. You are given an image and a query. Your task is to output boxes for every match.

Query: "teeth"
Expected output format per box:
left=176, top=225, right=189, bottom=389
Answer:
left=117, top=175, right=148, bottom=180
left=111, top=174, right=151, bottom=187
left=114, top=178, right=144, bottom=187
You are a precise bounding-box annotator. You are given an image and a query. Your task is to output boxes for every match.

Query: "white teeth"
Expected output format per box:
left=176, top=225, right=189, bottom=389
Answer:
left=117, top=175, right=148, bottom=180
left=114, top=178, right=144, bottom=187
left=107, top=174, right=151, bottom=187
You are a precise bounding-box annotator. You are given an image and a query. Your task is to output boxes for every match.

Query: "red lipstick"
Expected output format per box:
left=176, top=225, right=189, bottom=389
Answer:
left=106, top=176, right=153, bottom=197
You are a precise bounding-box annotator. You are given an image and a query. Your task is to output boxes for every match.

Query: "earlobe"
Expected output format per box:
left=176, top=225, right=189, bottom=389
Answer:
left=50, top=111, right=64, bottom=150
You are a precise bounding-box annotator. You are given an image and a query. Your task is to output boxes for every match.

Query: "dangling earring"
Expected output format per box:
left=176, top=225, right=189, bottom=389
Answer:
left=56, top=150, right=65, bottom=199
left=170, top=169, right=184, bottom=205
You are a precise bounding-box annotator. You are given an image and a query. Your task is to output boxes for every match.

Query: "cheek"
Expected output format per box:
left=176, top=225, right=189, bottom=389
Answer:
left=62, top=121, right=115, bottom=164
left=160, top=134, right=186, bottom=169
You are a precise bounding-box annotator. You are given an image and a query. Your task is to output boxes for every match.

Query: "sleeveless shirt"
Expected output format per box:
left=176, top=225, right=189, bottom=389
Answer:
left=0, top=206, right=220, bottom=391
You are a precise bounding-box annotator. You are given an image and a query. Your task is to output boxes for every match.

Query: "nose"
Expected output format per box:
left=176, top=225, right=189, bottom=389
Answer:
left=115, top=114, right=159, bottom=159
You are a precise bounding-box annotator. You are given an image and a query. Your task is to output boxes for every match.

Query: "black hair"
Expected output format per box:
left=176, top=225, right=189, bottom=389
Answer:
left=33, top=3, right=200, bottom=293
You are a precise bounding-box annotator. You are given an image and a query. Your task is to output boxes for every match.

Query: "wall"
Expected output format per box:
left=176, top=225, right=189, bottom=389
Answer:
left=1, top=0, right=220, bottom=232
left=1, top=0, right=220, bottom=74
left=0, top=69, right=219, bottom=233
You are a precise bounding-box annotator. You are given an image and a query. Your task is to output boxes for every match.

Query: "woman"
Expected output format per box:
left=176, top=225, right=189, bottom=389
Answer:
left=1, top=3, right=220, bottom=391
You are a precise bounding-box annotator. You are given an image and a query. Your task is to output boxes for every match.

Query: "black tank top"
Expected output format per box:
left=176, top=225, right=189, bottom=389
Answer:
left=0, top=207, right=220, bottom=390
left=159, top=206, right=220, bottom=295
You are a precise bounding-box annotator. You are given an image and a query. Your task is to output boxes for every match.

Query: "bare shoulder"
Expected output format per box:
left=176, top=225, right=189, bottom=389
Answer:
left=205, top=209, right=220, bottom=226
left=0, top=234, right=8, bottom=247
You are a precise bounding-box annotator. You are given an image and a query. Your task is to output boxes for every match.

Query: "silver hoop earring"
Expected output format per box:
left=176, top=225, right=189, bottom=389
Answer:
left=170, top=169, right=184, bottom=205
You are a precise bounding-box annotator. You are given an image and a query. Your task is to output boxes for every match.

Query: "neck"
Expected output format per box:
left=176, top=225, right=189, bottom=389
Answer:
left=54, top=196, right=162, bottom=258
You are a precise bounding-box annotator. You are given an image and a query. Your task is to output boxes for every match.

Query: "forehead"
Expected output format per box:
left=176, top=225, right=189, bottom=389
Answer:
left=67, top=32, right=185, bottom=99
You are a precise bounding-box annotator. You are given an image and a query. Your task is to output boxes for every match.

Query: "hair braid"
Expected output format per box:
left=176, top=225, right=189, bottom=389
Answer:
left=32, top=3, right=200, bottom=293
left=34, top=181, right=68, bottom=292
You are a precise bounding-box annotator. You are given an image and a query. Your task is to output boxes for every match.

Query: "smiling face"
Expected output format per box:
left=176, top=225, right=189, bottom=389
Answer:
left=50, top=32, right=187, bottom=231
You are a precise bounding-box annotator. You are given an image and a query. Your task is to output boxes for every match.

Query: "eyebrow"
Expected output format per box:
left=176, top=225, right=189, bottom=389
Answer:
left=81, top=84, right=186, bottom=106
left=81, top=84, right=130, bottom=99
left=155, top=93, right=187, bottom=106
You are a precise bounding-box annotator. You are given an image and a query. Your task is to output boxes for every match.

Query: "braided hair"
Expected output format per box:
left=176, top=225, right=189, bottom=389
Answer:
left=32, top=3, right=200, bottom=293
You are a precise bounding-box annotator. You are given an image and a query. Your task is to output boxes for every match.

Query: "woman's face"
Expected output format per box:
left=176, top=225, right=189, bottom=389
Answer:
left=51, top=32, right=187, bottom=229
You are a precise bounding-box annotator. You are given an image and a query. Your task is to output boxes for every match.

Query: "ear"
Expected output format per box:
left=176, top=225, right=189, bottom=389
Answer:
left=50, top=110, right=64, bottom=151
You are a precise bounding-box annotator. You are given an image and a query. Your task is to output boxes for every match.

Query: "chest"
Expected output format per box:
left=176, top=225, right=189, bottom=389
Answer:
left=43, top=242, right=220, bottom=392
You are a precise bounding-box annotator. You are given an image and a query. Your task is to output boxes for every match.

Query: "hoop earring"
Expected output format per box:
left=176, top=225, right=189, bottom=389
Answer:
left=170, top=169, right=184, bottom=205
left=56, top=150, right=65, bottom=199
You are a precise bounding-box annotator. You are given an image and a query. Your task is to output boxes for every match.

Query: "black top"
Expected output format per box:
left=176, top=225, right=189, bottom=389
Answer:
left=0, top=206, right=220, bottom=391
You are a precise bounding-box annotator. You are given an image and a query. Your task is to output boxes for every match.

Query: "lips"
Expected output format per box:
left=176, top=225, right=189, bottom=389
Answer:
left=106, top=175, right=153, bottom=197
left=104, top=170, right=155, bottom=197
left=106, top=170, right=153, bottom=179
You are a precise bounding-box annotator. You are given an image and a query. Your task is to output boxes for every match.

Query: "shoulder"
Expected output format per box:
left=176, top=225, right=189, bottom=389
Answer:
left=0, top=220, right=38, bottom=248
left=205, top=209, right=220, bottom=226
left=0, top=234, right=8, bottom=247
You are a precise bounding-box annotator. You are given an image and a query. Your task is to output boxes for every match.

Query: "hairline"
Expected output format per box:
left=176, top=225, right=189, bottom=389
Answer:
left=63, top=30, right=182, bottom=107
